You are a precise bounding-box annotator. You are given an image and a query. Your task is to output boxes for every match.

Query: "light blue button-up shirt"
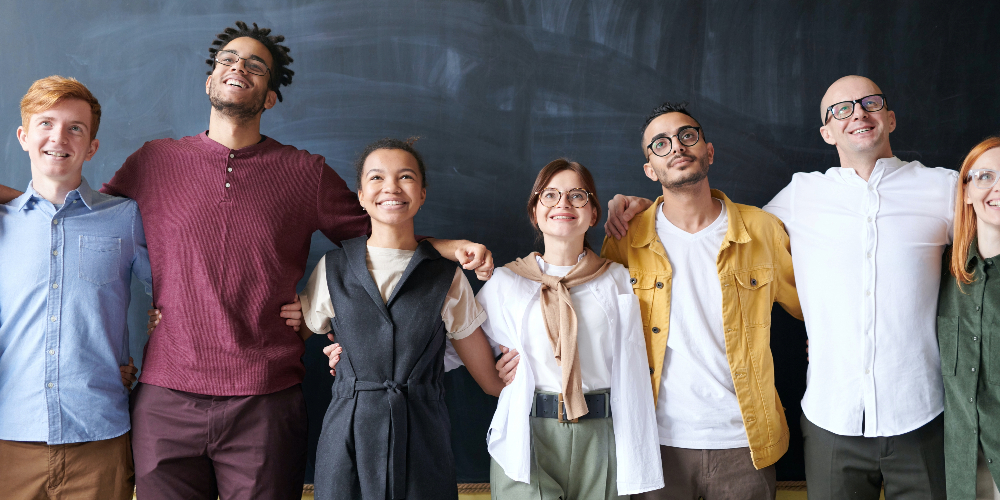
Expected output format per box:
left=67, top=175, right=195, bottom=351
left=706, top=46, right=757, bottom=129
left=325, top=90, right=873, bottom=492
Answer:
left=0, top=178, right=152, bottom=444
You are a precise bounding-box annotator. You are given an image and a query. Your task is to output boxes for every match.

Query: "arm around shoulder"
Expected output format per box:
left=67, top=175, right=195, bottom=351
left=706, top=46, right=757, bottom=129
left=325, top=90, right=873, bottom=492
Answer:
left=0, top=184, right=23, bottom=204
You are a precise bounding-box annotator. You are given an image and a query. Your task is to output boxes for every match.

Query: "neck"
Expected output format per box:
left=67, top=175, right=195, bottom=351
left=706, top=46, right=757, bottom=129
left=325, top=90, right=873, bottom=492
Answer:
left=977, top=220, right=1000, bottom=259
left=541, top=234, right=586, bottom=266
left=660, top=180, right=721, bottom=233
left=367, top=219, right=419, bottom=251
left=207, top=108, right=264, bottom=150
left=838, top=146, right=893, bottom=182
left=30, top=174, right=81, bottom=204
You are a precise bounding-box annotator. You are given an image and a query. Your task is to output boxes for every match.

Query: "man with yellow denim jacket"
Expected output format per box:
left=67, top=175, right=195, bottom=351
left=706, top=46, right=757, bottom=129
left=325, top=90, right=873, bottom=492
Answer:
left=601, top=102, right=801, bottom=500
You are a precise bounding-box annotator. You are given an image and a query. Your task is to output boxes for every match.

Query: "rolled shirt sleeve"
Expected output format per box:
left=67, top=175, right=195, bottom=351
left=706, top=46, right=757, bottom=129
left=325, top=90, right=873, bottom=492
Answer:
left=299, top=256, right=336, bottom=336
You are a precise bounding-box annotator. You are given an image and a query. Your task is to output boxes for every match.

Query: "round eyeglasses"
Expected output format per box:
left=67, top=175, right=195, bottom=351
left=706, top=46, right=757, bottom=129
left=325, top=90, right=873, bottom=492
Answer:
left=215, top=50, right=271, bottom=77
left=647, top=126, right=701, bottom=157
left=824, top=94, right=886, bottom=124
left=535, top=188, right=592, bottom=208
left=967, top=169, right=1000, bottom=190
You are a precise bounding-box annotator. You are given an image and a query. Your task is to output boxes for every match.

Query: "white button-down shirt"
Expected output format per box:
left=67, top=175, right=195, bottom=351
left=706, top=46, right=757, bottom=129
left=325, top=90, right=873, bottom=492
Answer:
left=764, top=157, right=957, bottom=437
left=476, top=263, right=663, bottom=495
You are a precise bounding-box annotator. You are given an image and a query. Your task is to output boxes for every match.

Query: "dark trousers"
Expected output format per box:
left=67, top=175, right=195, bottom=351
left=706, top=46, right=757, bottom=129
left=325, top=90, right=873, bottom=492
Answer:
left=130, top=383, right=308, bottom=500
left=802, top=413, right=946, bottom=500
left=632, top=446, right=776, bottom=500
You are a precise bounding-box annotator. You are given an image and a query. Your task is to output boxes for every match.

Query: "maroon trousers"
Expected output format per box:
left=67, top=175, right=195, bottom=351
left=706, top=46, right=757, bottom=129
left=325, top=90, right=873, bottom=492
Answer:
left=130, top=383, right=307, bottom=500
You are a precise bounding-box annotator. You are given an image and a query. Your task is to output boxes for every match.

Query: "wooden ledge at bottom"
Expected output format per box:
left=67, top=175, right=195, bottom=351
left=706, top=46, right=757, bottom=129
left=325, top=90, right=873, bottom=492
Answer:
left=303, top=481, right=807, bottom=494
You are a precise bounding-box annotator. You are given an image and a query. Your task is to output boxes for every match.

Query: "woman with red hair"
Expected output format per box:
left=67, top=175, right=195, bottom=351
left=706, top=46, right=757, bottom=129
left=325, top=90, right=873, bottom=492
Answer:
left=938, top=136, right=1000, bottom=500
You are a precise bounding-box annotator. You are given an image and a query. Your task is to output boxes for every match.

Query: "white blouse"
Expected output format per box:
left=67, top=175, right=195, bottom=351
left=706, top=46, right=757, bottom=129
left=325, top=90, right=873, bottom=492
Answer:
left=476, top=261, right=664, bottom=495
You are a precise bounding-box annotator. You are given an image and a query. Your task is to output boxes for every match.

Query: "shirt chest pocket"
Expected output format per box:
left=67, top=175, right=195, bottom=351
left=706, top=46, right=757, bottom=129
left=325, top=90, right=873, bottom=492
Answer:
left=733, top=267, right=774, bottom=328
left=628, top=271, right=663, bottom=329
left=79, top=235, right=121, bottom=286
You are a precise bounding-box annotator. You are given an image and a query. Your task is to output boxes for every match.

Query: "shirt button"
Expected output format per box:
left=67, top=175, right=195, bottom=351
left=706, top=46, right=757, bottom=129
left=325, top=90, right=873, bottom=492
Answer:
left=228, top=167, right=233, bottom=172
left=866, top=369, right=871, bottom=374
left=866, top=290, right=871, bottom=296
left=52, top=219, right=58, bottom=225
left=970, top=398, right=975, bottom=403
left=51, top=283, right=58, bottom=289
left=976, top=306, right=981, bottom=311
left=50, top=316, right=57, bottom=322
left=652, top=327, right=660, bottom=333
left=225, top=183, right=231, bottom=188
left=629, top=277, right=637, bottom=285
left=649, top=367, right=654, bottom=375
left=47, top=383, right=54, bottom=388
left=656, top=282, right=664, bottom=289
left=52, top=250, right=58, bottom=256
left=868, top=186, right=874, bottom=191
left=974, top=336, right=979, bottom=341
left=867, top=217, right=873, bottom=222
left=990, top=458, right=994, bottom=464
left=867, top=253, right=872, bottom=259
left=48, top=349, right=55, bottom=355
left=972, top=368, right=977, bottom=372
left=229, top=153, right=235, bottom=158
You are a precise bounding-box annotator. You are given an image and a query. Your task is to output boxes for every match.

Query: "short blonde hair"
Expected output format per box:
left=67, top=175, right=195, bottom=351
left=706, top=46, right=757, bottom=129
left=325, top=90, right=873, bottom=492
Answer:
left=20, top=76, right=101, bottom=140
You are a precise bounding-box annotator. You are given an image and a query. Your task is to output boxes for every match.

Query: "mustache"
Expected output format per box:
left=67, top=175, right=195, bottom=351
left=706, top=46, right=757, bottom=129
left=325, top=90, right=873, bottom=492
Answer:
left=669, top=154, right=696, bottom=166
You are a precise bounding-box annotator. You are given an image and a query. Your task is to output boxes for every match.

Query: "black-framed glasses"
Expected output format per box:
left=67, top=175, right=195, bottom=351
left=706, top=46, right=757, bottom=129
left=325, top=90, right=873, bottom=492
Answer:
left=535, top=188, right=592, bottom=208
left=215, top=50, right=271, bottom=76
left=646, top=126, right=701, bottom=157
left=966, top=169, right=1000, bottom=190
left=823, top=94, right=886, bottom=124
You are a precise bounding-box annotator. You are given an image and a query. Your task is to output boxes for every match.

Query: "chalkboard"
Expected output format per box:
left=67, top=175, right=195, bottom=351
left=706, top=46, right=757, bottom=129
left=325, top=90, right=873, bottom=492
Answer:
left=2, top=0, right=999, bottom=484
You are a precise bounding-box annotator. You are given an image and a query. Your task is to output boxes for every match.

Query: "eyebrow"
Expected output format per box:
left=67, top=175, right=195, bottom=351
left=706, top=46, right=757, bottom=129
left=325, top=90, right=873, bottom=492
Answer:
left=647, top=125, right=697, bottom=143
left=221, top=49, right=269, bottom=65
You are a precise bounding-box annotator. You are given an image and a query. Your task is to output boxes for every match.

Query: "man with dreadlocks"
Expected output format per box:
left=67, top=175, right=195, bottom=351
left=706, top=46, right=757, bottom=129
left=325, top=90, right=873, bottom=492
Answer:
left=16, top=21, right=492, bottom=499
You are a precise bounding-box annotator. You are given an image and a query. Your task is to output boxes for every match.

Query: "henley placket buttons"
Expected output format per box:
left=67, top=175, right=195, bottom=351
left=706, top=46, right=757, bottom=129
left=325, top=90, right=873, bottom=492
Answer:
left=229, top=153, right=235, bottom=158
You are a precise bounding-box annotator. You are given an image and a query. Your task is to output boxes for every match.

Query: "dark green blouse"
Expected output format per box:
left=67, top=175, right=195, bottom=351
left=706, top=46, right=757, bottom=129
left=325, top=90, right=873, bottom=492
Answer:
left=938, top=242, right=1000, bottom=499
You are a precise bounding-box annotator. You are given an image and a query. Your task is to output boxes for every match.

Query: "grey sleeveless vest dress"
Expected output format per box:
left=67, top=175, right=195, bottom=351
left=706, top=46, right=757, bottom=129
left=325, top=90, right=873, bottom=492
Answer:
left=314, top=237, right=459, bottom=500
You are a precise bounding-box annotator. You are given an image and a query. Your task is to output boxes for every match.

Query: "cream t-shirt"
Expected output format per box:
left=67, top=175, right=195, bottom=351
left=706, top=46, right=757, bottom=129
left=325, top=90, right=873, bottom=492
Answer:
left=299, top=246, right=486, bottom=339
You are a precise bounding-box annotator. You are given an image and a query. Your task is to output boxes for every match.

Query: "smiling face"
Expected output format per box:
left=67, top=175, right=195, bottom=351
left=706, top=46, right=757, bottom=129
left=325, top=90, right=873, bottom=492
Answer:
left=533, top=169, right=596, bottom=244
left=965, top=148, right=1000, bottom=232
left=205, top=37, right=277, bottom=122
left=642, top=111, right=714, bottom=191
left=357, top=148, right=426, bottom=226
left=17, top=98, right=99, bottom=189
left=819, top=76, right=896, bottom=158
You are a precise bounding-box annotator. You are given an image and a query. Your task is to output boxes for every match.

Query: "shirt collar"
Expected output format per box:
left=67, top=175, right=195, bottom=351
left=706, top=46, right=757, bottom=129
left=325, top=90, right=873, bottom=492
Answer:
left=836, top=156, right=906, bottom=187
left=966, top=236, right=983, bottom=271
left=15, top=178, right=96, bottom=212
left=196, top=130, right=275, bottom=156
left=629, top=188, right=750, bottom=248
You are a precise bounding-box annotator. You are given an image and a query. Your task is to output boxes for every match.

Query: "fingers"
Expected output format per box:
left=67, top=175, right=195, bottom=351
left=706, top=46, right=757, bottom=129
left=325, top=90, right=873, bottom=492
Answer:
left=495, top=348, right=519, bottom=385
left=604, top=195, right=629, bottom=240
left=327, top=333, right=336, bottom=343
left=146, top=309, right=161, bottom=336
left=322, top=343, right=343, bottom=377
left=281, top=295, right=304, bottom=332
left=458, top=243, right=486, bottom=270
left=474, top=251, right=494, bottom=281
left=622, top=197, right=644, bottom=222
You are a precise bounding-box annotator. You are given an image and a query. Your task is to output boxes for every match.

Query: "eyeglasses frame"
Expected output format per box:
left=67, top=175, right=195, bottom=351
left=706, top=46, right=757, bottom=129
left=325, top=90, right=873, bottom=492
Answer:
left=823, top=94, right=887, bottom=124
left=534, top=187, right=593, bottom=208
left=646, top=126, right=702, bottom=158
left=214, top=50, right=272, bottom=77
left=966, top=169, right=1000, bottom=190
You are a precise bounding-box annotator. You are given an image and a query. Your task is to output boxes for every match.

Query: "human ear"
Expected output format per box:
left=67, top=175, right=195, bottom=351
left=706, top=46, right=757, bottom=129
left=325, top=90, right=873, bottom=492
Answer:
left=706, top=143, right=715, bottom=165
left=205, top=75, right=212, bottom=95
left=886, top=110, right=896, bottom=134
left=264, top=90, right=278, bottom=110
left=84, top=139, right=100, bottom=161
left=16, top=126, right=28, bottom=151
left=643, top=162, right=659, bottom=182
left=819, top=125, right=836, bottom=145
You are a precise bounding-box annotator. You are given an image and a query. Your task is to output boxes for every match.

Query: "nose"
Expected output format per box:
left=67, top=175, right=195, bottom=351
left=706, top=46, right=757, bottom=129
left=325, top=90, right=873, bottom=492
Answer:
left=382, top=177, right=401, bottom=192
left=851, top=101, right=869, bottom=120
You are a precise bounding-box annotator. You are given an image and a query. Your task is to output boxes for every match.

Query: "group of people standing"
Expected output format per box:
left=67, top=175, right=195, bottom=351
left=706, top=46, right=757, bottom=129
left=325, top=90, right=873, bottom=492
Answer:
left=0, top=18, right=996, bottom=500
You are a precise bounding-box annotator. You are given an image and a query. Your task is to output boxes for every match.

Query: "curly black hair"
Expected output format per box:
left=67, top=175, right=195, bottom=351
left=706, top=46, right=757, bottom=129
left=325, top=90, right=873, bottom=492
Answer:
left=353, top=137, right=428, bottom=190
left=640, top=101, right=705, bottom=148
left=206, top=21, right=294, bottom=102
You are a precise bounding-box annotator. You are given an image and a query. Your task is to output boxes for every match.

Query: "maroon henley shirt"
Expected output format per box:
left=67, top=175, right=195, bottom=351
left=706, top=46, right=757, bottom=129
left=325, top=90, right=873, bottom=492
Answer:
left=103, top=132, right=369, bottom=395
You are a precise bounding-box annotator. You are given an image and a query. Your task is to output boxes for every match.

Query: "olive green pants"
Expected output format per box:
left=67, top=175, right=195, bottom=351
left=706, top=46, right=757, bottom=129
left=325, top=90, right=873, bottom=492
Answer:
left=490, top=415, right=624, bottom=500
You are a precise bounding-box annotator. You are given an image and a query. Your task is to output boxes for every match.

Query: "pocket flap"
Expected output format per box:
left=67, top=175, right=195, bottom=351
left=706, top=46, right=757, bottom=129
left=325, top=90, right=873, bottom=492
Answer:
left=628, top=271, right=658, bottom=290
left=80, top=235, right=121, bottom=252
left=734, top=268, right=774, bottom=290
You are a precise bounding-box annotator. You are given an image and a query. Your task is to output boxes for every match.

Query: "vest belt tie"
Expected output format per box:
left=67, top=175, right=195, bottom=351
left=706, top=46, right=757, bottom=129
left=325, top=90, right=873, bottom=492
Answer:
left=353, top=379, right=442, bottom=499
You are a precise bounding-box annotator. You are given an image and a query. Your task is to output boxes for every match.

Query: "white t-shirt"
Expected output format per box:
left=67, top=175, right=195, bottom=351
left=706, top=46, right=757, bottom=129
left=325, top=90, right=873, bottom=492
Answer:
left=654, top=200, right=747, bottom=449
left=523, top=254, right=613, bottom=393
left=299, top=246, right=486, bottom=340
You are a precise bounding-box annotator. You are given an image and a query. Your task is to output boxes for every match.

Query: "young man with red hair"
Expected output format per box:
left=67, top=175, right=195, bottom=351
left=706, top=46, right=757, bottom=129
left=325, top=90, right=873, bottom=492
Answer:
left=0, top=75, right=152, bottom=499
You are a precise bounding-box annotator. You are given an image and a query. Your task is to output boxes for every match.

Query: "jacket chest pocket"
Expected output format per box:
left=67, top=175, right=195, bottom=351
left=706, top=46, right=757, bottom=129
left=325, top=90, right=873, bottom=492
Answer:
left=79, top=235, right=121, bottom=286
left=628, top=270, right=663, bottom=329
left=733, top=267, right=774, bottom=328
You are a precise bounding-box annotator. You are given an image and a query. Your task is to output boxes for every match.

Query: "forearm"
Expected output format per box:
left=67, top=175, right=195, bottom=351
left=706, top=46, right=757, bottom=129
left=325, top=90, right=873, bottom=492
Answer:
left=451, top=328, right=505, bottom=397
left=0, top=184, right=23, bottom=204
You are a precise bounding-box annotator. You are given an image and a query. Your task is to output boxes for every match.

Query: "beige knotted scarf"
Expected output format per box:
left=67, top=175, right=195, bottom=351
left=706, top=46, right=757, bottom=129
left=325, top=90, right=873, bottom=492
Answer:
left=504, top=248, right=612, bottom=420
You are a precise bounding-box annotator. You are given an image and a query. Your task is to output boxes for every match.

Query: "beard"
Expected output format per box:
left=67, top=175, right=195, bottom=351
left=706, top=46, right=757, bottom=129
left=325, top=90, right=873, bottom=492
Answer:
left=657, top=154, right=710, bottom=190
left=208, top=78, right=268, bottom=123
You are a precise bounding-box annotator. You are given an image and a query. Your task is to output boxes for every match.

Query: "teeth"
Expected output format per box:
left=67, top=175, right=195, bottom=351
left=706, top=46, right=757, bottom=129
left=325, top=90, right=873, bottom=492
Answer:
left=225, top=79, right=245, bottom=88
left=379, top=201, right=405, bottom=206
left=44, top=151, right=69, bottom=157
left=851, top=128, right=872, bottom=134
left=551, top=216, right=574, bottom=219
left=989, top=200, right=1000, bottom=207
